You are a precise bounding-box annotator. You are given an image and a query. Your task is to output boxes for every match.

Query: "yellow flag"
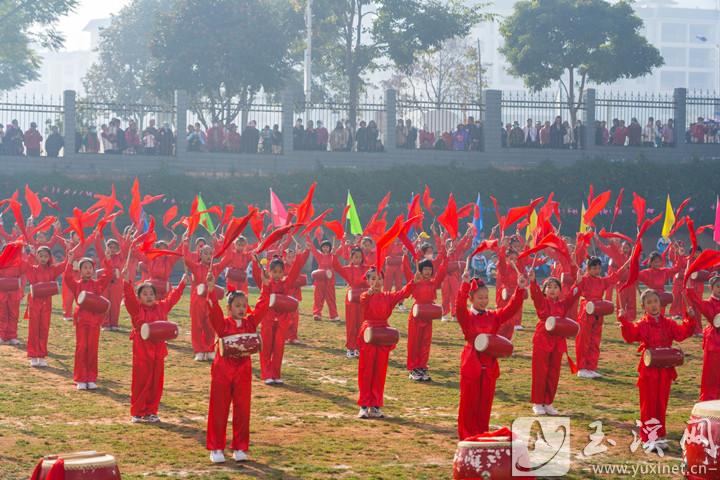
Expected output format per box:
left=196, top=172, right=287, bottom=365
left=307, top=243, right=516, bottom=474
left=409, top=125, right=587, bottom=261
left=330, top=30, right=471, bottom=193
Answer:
left=579, top=203, right=588, bottom=233
left=525, top=209, right=537, bottom=245
left=661, top=194, right=675, bottom=238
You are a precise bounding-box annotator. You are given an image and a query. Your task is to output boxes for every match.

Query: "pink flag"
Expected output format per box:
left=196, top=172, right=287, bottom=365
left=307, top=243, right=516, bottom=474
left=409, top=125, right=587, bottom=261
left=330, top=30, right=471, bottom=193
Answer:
left=714, top=196, right=720, bottom=244
left=270, top=188, right=288, bottom=227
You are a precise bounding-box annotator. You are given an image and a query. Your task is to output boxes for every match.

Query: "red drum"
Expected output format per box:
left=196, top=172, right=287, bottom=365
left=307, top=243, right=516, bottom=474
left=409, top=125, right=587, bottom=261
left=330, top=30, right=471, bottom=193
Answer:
left=363, top=326, right=399, bottom=346
left=196, top=283, right=225, bottom=298
left=77, top=291, right=110, bottom=314
left=0, top=277, right=20, bottom=292
left=347, top=288, right=367, bottom=304
left=585, top=299, right=614, bottom=316
left=147, top=279, right=170, bottom=296
left=219, top=333, right=262, bottom=358
left=714, top=314, right=720, bottom=329
left=453, top=438, right=513, bottom=480
left=294, top=274, right=308, bottom=288
left=448, top=261, right=467, bottom=274
left=226, top=268, right=247, bottom=283
left=269, top=294, right=299, bottom=313
left=691, top=270, right=711, bottom=282
left=643, top=347, right=684, bottom=368
left=385, top=256, right=402, bottom=267
left=30, top=282, right=59, bottom=299
left=140, top=321, right=179, bottom=342
left=35, top=451, right=121, bottom=480
left=655, top=290, right=674, bottom=307
left=474, top=334, right=514, bottom=358
left=682, top=400, right=720, bottom=480
left=545, top=316, right=580, bottom=338
left=412, top=303, right=443, bottom=321
left=501, top=288, right=528, bottom=301
left=311, top=269, right=332, bottom=282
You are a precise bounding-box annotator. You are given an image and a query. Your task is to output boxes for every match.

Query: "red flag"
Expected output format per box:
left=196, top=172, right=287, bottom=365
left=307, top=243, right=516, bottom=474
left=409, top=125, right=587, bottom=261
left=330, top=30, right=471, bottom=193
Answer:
left=0, top=240, right=24, bottom=268
left=687, top=217, right=698, bottom=257
left=583, top=190, right=611, bottom=227
left=377, top=191, right=391, bottom=213
left=141, top=194, right=165, bottom=207
left=41, top=197, right=60, bottom=212
left=249, top=208, right=266, bottom=240
left=502, top=197, right=543, bottom=231
left=29, top=216, right=57, bottom=236
left=489, top=195, right=503, bottom=226
left=675, top=197, right=691, bottom=218
left=129, top=178, right=142, bottom=226
left=422, top=185, right=434, bottom=215
left=612, top=188, right=624, bottom=226
left=668, top=215, right=687, bottom=237
left=684, top=250, right=720, bottom=285
left=294, top=182, right=316, bottom=224
left=142, top=249, right=183, bottom=261
left=458, top=203, right=474, bottom=219
left=437, top=194, right=459, bottom=239
left=364, top=211, right=388, bottom=241
left=599, top=229, right=633, bottom=244
left=376, top=215, right=404, bottom=271
left=324, top=221, right=343, bottom=240
left=407, top=194, right=422, bottom=220
left=9, top=199, right=28, bottom=241
left=90, top=184, right=123, bottom=218
left=301, top=208, right=332, bottom=235
left=587, top=184, right=594, bottom=207
left=621, top=241, right=643, bottom=291
left=632, top=193, right=646, bottom=227
left=163, top=206, right=178, bottom=228
left=399, top=214, right=423, bottom=259
left=698, top=224, right=715, bottom=235
left=66, top=208, right=86, bottom=242
left=255, top=224, right=295, bottom=254
left=469, top=239, right=499, bottom=258
left=215, top=209, right=256, bottom=258
left=24, top=184, right=42, bottom=218
left=221, top=204, right=235, bottom=227
left=518, top=233, right=571, bottom=268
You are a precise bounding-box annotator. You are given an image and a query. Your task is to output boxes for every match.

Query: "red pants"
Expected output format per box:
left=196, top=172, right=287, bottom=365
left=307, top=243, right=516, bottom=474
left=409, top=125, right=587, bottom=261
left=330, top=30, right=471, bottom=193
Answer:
left=74, top=322, right=101, bottom=383
left=458, top=368, right=496, bottom=440
left=700, top=350, right=720, bottom=401
left=0, top=291, right=21, bottom=341
left=312, top=279, right=338, bottom=318
left=62, top=276, right=77, bottom=318
left=383, top=265, right=403, bottom=292
left=27, top=298, right=52, bottom=358
left=260, top=315, right=289, bottom=380
left=441, top=274, right=461, bottom=316
left=285, top=311, right=299, bottom=342
left=227, top=280, right=249, bottom=295
left=575, top=313, right=603, bottom=371
left=206, top=358, right=252, bottom=451
left=190, top=294, right=215, bottom=353
left=103, top=281, right=123, bottom=328
left=131, top=339, right=166, bottom=416
left=406, top=315, right=433, bottom=370
left=531, top=347, right=563, bottom=405
left=357, top=342, right=391, bottom=407
left=345, top=300, right=361, bottom=350
left=637, top=372, right=672, bottom=441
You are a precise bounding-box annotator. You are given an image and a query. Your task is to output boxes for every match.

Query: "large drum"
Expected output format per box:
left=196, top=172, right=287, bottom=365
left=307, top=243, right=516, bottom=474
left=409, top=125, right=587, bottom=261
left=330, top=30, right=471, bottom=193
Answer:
left=30, top=282, right=59, bottom=299
left=219, top=333, right=262, bottom=358
left=0, top=277, right=20, bottom=292
left=347, top=288, right=367, bottom=304
left=501, top=288, right=529, bottom=301
left=412, top=303, right=443, bottom=321
left=474, top=334, right=513, bottom=358
left=140, top=321, right=179, bottom=342
left=682, top=400, right=720, bottom=480
left=225, top=267, right=247, bottom=284
left=453, top=438, right=513, bottom=480
left=269, top=294, right=299, bottom=313
left=691, top=270, right=711, bottom=283
left=545, top=316, right=580, bottom=338
left=294, top=274, right=308, bottom=288
left=34, top=451, right=121, bottom=480
left=363, top=326, right=399, bottom=346
left=655, top=290, right=674, bottom=307
left=196, top=283, right=225, bottom=298
left=311, top=269, right=332, bottom=282
left=77, top=291, right=110, bottom=314
left=585, top=299, right=614, bottom=316
left=643, top=347, right=684, bottom=368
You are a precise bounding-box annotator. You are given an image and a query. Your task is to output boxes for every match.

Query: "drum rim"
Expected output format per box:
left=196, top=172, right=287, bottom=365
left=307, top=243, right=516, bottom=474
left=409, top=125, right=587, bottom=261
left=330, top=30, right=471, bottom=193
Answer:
left=43, top=453, right=117, bottom=469
left=457, top=439, right=512, bottom=448
left=474, top=333, right=489, bottom=351
left=692, top=400, right=720, bottom=417
left=545, top=316, right=557, bottom=330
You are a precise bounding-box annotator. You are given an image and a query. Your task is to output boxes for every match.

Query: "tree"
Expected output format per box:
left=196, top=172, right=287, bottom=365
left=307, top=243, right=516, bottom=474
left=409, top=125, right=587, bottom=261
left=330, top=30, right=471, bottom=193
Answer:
left=499, top=0, right=664, bottom=125
left=310, top=0, right=484, bottom=124
left=0, top=0, right=77, bottom=91
left=147, top=0, right=302, bottom=128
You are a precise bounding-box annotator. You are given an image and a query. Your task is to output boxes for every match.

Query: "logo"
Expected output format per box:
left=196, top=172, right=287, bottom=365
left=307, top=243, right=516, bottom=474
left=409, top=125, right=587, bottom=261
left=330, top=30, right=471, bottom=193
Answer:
left=512, top=417, right=571, bottom=476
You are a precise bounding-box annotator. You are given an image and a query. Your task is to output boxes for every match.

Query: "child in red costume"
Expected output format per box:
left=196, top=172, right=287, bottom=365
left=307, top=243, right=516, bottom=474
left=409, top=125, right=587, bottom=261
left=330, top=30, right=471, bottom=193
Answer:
left=333, top=246, right=369, bottom=358
left=123, top=267, right=186, bottom=423
left=357, top=267, right=415, bottom=419
left=441, top=231, right=473, bottom=321
left=64, top=246, right=113, bottom=390
left=283, top=247, right=305, bottom=344
left=637, top=251, right=680, bottom=299
left=222, top=236, right=252, bottom=294
left=383, top=240, right=404, bottom=296
left=96, top=235, right=128, bottom=331
left=0, top=244, right=24, bottom=345
left=309, top=239, right=339, bottom=321
left=455, top=268, right=527, bottom=439
left=686, top=275, right=720, bottom=401
left=596, top=236, right=636, bottom=321
left=206, top=271, right=270, bottom=463
left=137, top=238, right=182, bottom=300
left=60, top=232, right=92, bottom=322
left=23, top=246, right=66, bottom=366
left=495, top=246, right=524, bottom=339
left=618, top=290, right=695, bottom=451
left=527, top=270, right=579, bottom=416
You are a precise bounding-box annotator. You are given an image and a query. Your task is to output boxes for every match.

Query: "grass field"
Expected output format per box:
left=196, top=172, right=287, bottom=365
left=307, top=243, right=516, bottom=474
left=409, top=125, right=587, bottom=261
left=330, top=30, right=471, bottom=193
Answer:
left=0, top=286, right=705, bottom=479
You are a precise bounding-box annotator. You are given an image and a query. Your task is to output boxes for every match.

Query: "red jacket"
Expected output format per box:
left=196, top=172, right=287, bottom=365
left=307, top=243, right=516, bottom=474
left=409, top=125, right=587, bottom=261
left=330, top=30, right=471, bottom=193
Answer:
left=687, top=291, right=720, bottom=352
left=123, top=279, right=186, bottom=343
left=333, top=256, right=369, bottom=289
left=530, top=280, right=579, bottom=352
left=63, top=264, right=112, bottom=325
left=638, top=267, right=678, bottom=291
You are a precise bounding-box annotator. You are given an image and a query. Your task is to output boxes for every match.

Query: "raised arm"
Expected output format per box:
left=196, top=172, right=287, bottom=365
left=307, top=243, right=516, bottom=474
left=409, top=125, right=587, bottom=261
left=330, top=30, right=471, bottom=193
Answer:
left=161, top=276, right=187, bottom=313
left=123, top=280, right=141, bottom=320
left=285, top=249, right=310, bottom=285
left=619, top=312, right=641, bottom=344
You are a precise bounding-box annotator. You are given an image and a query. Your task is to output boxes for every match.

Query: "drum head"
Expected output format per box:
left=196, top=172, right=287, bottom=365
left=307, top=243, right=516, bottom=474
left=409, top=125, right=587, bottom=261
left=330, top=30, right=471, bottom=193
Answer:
left=474, top=334, right=489, bottom=352
left=585, top=302, right=594, bottom=315
left=714, top=314, right=720, bottom=329
left=269, top=293, right=277, bottom=307
left=642, top=350, right=652, bottom=367
left=140, top=323, right=150, bottom=341
left=78, top=291, right=87, bottom=304
left=363, top=328, right=372, bottom=343
left=457, top=439, right=512, bottom=448
left=412, top=305, right=419, bottom=317
left=545, top=316, right=557, bottom=331
left=692, top=400, right=720, bottom=417
left=501, top=288, right=508, bottom=301
left=196, top=284, right=206, bottom=296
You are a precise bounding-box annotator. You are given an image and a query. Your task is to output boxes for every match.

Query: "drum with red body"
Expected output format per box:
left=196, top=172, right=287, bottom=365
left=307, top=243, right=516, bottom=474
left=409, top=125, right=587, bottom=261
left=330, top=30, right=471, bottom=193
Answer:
left=347, top=288, right=367, bottom=303
left=196, top=283, right=225, bottom=298
left=77, top=291, right=110, bottom=314
left=585, top=299, right=614, bottom=316
left=412, top=303, right=443, bottom=321
left=140, top=321, right=179, bottom=342
left=691, top=270, right=711, bottom=283
left=643, top=347, right=684, bottom=368
left=385, top=256, right=402, bottom=267
left=363, top=326, right=399, bottom=346
left=225, top=268, right=247, bottom=284
left=294, top=274, right=308, bottom=288
left=474, top=334, right=514, bottom=358
left=682, top=400, right=720, bottom=480
left=545, top=316, right=580, bottom=338
left=501, top=288, right=529, bottom=301
left=311, top=269, right=332, bottom=282
left=269, top=294, right=299, bottom=313
left=35, top=451, right=121, bottom=480
left=30, top=282, right=59, bottom=299
left=655, top=290, right=674, bottom=307
left=147, top=279, right=170, bottom=296
left=453, top=438, right=513, bottom=480
left=219, top=333, right=262, bottom=359
left=0, top=277, right=20, bottom=292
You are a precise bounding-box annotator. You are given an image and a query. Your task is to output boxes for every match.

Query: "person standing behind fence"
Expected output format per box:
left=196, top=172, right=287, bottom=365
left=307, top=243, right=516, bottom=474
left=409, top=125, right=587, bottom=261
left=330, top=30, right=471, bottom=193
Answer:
left=549, top=116, right=564, bottom=148
left=225, top=124, right=241, bottom=153
left=329, top=121, right=348, bottom=152
left=292, top=118, right=304, bottom=150
left=45, top=126, right=64, bottom=157
left=466, top=117, right=482, bottom=151
left=158, top=123, right=175, bottom=156
left=368, top=120, right=380, bottom=151
left=539, top=121, right=551, bottom=147
left=23, top=122, right=43, bottom=157
left=356, top=121, right=368, bottom=152
left=206, top=120, right=225, bottom=153
left=523, top=119, right=538, bottom=147
left=315, top=120, right=328, bottom=151
left=419, top=125, right=435, bottom=149
left=627, top=118, right=641, bottom=147
left=124, top=120, right=141, bottom=154
left=395, top=119, right=407, bottom=148
left=5, top=120, right=23, bottom=155
left=642, top=118, right=655, bottom=147
left=271, top=125, right=282, bottom=154
left=661, top=119, right=675, bottom=147
left=83, top=126, right=100, bottom=153
left=405, top=119, right=417, bottom=149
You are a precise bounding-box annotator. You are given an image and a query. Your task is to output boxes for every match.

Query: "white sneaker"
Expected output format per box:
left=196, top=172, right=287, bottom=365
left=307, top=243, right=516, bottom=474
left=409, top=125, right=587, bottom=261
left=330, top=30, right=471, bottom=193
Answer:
left=0, top=339, right=6, bottom=345
left=452, top=316, right=457, bottom=322
left=37, top=358, right=48, bottom=367
left=577, top=369, right=593, bottom=378
left=358, top=407, right=369, bottom=419
left=532, top=404, right=547, bottom=415
left=206, top=352, right=216, bottom=361
left=514, top=325, right=524, bottom=331
left=409, top=369, right=423, bottom=381
left=441, top=316, right=449, bottom=322
left=30, top=358, right=38, bottom=367
left=145, top=414, right=160, bottom=423
left=86, top=382, right=98, bottom=390
left=7, top=338, right=19, bottom=345
left=544, top=404, right=559, bottom=416
left=370, top=407, right=385, bottom=418
left=274, top=378, right=284, bottom=385
left=589, top=370, right=603, bottom=378
left=353, top=350, right=359, bottom=357
left=194, top=353, right=204, bottom=361
left=131, top=416, right=145, bottom=423
left=232, top=450, right=248, bottom=462
left=264, top=379, right=275, bottom=385
left=209, top=450, right=226, bottom=463
left=76, top=382, right=87, bottom=390
left=63, top=317, right=73, bottom=322
left=346, top=349, right=355, bottom=358
left=331, top=317, right=341, bottom=322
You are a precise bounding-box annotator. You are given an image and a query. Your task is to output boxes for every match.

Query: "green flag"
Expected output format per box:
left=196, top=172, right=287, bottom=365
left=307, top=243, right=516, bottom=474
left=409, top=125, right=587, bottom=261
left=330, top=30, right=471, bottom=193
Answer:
left=196, top=193, right=216, bottom=233
left=346, top=191, right=363, bottom=235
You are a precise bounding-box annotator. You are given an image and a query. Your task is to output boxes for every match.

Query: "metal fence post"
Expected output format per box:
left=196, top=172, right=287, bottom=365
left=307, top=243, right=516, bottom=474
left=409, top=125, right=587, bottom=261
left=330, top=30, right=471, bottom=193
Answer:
left=175, top=90, right=188, bottom=156
left=482, top=89, right=502, bottom=152
left=62, top=90, right=76, bottom=157
left=673, top=88, right=687, bottom=149
left=282, top=89, right=294, bottom=153
left=584, top=88, right=596, bottom=150
left=384, top=89, right=397, bottom=151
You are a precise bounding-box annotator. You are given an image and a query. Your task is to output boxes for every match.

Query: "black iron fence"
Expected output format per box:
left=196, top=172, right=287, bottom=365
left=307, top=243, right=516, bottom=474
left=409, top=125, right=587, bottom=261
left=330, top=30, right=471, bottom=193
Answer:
left=396, top=98, right=483, bottom=150
left=595, top=92, right=675, bottom=147
left=686, top=92, right=720, bottom=144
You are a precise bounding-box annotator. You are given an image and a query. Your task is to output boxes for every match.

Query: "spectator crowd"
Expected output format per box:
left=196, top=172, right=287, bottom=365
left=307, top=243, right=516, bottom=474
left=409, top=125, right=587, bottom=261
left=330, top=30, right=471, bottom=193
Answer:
left=0, top=120, right=65, bottom=157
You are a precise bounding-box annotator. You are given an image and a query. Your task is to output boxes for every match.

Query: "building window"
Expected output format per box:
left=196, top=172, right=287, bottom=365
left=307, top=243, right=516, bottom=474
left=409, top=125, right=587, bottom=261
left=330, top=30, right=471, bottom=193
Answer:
left=689, top=24, right=713, bottom=43
left=660, top=71, right=686, bottom=90
left=661, top=47, right=686, bottom=67
left=661, top=23, right=687, bottom=43
left=688, top=72, right=714, bottom=90
left=689, top=48, right=714, bottom=68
